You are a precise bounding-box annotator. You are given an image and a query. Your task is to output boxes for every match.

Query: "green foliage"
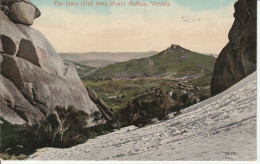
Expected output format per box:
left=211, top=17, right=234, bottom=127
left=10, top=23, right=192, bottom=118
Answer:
left=39, top=106, right=89, bottom=145
left=84, top=78, right=210, bottom=120
left=119, top=88, right=175, bottom=127
left=64, top=60, right=96, bottom=78
left=75, top=64, right=96, bottom=78
left=0, top=106, right=113, bottom=160
left=152, top=88, right=174, bottom=120
left=0, top=120, right=32, bottom=156
left=84, top=51, right=216, bottom=80
left=84, top=77, right=204, bottom=128
left=91, top=111, right=105, bottom=124
left=199, top=94, right=210, bottom=101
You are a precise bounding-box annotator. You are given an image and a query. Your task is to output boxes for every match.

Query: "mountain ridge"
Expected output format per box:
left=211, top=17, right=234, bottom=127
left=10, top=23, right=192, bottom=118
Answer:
left=60, top=51, right=158, bottom=67
left=83, top=44, right=216, bottom=84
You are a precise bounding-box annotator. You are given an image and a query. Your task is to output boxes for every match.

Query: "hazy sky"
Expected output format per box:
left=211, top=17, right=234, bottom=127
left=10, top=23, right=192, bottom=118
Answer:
left=31, top=0, right=237, bottom=54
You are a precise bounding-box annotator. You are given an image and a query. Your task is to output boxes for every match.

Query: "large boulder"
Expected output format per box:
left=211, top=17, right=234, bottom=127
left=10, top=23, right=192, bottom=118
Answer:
left=1, top=55, right=100, bottom=115
left=0, top=7, right=120, bottom=128
left=0, top=11, right=66, bottom=76
left=2, top=0, right=41, bottom=26
left=211, top=0, right=256, bottom=96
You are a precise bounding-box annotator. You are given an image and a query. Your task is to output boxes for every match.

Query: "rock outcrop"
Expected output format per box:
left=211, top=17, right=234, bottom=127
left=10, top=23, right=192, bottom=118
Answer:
left=1, top=0, right=41, bottom=26
left=211, top=0, right=256, bottom=96
left=0, top=1, right=120, bottom=128
left=161, top=44, right=190, bottom=55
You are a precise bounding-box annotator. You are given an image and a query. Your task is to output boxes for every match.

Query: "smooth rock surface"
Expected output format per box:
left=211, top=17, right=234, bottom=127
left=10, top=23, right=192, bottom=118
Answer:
left=29, top=72, right=256, bottom=160
left=0, top=74, right=44, bottom=125
left=0, top=11, right=29, bottom=46
left=0, top=8, right=119, bottom=127
left=211, top=0, right=256, bottom=96
left=17, top=24, right=66, bottom=76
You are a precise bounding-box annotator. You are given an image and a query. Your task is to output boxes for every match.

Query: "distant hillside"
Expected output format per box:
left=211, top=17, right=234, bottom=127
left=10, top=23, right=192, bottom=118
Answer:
left=63, top=60, right=96, bottom=78
left=60, top=51, right=158, bottom=68
left=78, top=60, right=119, bottom=68
left=84, top=44, right=216, bottom=82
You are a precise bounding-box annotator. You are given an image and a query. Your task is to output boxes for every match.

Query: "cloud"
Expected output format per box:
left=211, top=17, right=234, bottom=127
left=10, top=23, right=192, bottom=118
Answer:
left=32, top=0, right=236, bottom=54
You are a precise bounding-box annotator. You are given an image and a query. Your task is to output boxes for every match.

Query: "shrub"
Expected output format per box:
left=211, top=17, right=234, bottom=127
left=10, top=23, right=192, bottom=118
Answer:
left=152, top=88, right=174, bottom=120
left=0, top=120, right=31, bottom=155
left=36, top=106, right=90, bottom=147
left=0, top=105, right=113, bottom=159
left=119, top=88, right=174, bottom=127
left=199, top=94, right=210, bottom=101
left=91, top=111, right=105, bottom=124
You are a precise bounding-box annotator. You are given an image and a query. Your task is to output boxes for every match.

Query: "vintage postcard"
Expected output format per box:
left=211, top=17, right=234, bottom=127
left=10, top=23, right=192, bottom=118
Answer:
left=0, top=0, right=257, bottom=161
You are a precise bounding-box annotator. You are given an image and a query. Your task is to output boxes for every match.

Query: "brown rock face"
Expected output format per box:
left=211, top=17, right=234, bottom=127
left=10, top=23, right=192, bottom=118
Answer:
left=211, top=0, right=256, bottom=96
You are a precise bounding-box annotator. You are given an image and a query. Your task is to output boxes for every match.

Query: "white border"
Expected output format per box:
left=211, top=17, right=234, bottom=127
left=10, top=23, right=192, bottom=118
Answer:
left=2, top=1, right=260, bottom=164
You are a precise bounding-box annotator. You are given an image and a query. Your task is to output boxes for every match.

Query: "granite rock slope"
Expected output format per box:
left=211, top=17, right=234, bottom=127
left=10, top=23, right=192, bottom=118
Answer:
left=211, top=0, right=256, bottom=96
left=0, top=2, right=119, bottom=127
left=29, top=72, right=256, bottom=160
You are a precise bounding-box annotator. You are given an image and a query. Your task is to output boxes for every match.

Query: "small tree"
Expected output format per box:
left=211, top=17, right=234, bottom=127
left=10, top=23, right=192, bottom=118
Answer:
left=119, top=88, right=174, bottom=127
left=42, top=106, right=89, bottom=143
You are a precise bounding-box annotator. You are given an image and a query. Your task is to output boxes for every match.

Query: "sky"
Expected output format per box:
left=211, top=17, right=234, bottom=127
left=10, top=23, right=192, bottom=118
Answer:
left=30, top=0, right=237, bottom=54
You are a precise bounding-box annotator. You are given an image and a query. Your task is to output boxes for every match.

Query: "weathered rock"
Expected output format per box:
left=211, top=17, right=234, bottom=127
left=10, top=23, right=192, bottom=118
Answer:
left=211, top=0, right=256, bottom=96
left=1, top=34, right=17, bottom=55
left=63, top=61, right=86, bottom=88
left=16, top=38, right=40, bottom=66
left=0, top=6, right=119, bottom=127
left=0, top=74, right=44, bottom=125
left=1, top=53, right=102, bottom=117
left=161, top=44, right=190, bottom=55
left=4, top=0, right=41, bottom=26
left=0, top=104, right=26, bottom=125
left=0, top=11, right=63, bottom=75
left=17, top=24, right=66, bottom=76
left=86, top=87, right=121, bottom=128
left=16, top=38, right=57, bottom=74
left=1, top=54, right=24, bottom=89
left=0, top=11, right=31, bottom=50
left=0, top=5, right=9, bottom=15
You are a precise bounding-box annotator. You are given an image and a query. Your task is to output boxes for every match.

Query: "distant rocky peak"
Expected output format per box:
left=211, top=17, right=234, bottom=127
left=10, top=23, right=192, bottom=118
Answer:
left=170, top=44, right=181, bottom=49
left=161, top=44, right=190, bottom=55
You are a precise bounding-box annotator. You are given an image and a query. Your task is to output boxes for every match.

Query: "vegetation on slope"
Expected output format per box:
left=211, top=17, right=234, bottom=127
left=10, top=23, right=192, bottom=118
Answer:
left=84, top=76, right=211, bottom=109
left=82, top=46, right=215, bottom=127
left=0, top=106, right=113, bottom=160
left=84, top=48, right=216, bottom=80
left=0, top=46, right=216, bottom=159
left=84, top=77, right=211, bottom=127
left=64, top=60, right=96, bottom=78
